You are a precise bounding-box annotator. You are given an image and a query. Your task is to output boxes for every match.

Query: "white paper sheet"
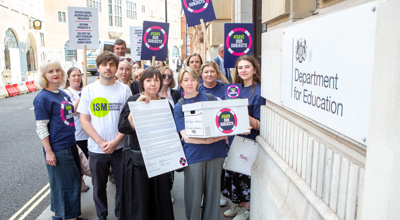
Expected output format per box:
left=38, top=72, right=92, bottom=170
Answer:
left=128, top=99, right=188, bottom=178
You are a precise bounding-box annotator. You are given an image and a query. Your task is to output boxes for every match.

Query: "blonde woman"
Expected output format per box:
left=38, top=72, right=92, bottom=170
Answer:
left=34, top=60, right=87, bottom=220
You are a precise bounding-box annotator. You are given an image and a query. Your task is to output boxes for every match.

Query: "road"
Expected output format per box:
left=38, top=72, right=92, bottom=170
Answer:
left=0, top=75, right=97, bottom=220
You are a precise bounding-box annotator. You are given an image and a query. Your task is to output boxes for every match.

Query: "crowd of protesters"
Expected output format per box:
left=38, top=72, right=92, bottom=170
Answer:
left=33, top=38, right=264, bottom=220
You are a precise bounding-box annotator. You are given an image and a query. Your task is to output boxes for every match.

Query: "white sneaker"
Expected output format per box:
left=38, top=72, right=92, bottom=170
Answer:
left=233, top=209, right=250, bottom=220
left=224, top=204, right=243, bottom=218
left=220, top=193, right=228, bottom=207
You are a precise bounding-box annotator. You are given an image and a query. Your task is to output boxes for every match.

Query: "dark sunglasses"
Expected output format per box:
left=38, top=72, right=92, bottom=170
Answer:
left=162, top=74, right=173, bottom=79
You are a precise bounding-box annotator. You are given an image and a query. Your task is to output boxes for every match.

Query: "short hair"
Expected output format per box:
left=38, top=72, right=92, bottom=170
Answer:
left=200, top=61, right=223, bottom=81
left=185, top=53, right=203, bottom=67
left=96, top=51, right=119, bottom=68
left=36, top=60, right=66, bottom=89
left=114, top=39, right=126, bottom=47
left=64, top=67, right=83, bottom=89
left=159, top=66, right=176, bottom=89
left=139, top=67, right=162, bottom=93
left=234, top=55, right=261, bottom=85
left=218, top=44, right=224, bottom=53
left=177, top=67, right=199, bottom=90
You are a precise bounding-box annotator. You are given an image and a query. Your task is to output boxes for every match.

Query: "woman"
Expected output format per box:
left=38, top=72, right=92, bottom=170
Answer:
left=118, top=60, right=140, bottom=95
left=174, top=67, right=227, bottom=220
left=63, top=67, right=90, bottom=192
left=185, top=53, right=203, bottom=83
left=132, top=61, right=141, bottom=74
left=118, top=67, right=174, bottom=220
left=158, top=66, right=181, bottom=106
left=186, top=53, right=229, bottom=85
left=199, top=61, right=227, bottom=99
left=133, top=68, right=144, bottom=83
left=223, top=55, right=266, bottom=220
left=33, top=60, right=87, bottom=220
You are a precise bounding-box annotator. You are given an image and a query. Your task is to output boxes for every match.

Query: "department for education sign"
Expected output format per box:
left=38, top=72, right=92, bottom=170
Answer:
left=281, top=2, right=377, bottom=144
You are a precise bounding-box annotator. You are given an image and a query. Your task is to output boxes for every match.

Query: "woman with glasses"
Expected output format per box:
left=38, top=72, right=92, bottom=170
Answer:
left=118, top=67, right=174, bottom=220
left=158, top=66, right=181, bottom=107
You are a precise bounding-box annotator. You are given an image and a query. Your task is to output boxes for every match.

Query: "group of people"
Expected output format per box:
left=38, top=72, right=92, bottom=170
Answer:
left=33, top=37, right=265, bottom=220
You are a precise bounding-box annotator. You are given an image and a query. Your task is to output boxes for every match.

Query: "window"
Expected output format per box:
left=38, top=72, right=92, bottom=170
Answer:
left=86, top=0, right=102, bottom=12
left=186, top=46, right=190, bottom=55
left=4, top=28, right=18, bottom=70
left=186, top=35, right=190, bottom=45
left=141, top=5, right=145, bottom=13
left=108, top=0, right=122, bottom=27
left=40, top=33, right=45, bottom=47
left=174, top=11, right=177, bottom=21
left=58, top=11, right=66, bottom=23
left=160, top=11, right=164, bottom=19
left=150, top=6, right=154, bottom=17
left=126, top=1, right=137, bottom=20
left=174, top=29, right=177, bottom=38
left=64, top=41, right=77, bottom=62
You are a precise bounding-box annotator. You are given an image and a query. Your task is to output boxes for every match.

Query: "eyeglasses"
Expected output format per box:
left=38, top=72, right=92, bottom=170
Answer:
left=162, top=74, right=173, bottom=79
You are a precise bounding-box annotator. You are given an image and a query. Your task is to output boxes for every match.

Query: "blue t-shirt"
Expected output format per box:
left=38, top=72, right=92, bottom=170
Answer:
left=199, top=81, right=226, bottom=100
left=174, top=92, right=227, bottom=164
left=33, top=89, right=76, bottom=151
left=240, top=83, right=265, bottom=140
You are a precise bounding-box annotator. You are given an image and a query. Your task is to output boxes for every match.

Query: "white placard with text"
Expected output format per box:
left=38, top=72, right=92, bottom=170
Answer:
left=68, top=7, right=99, bottom=50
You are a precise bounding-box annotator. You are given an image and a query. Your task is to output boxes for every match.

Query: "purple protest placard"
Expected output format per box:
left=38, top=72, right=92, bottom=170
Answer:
left=181, top=0, right=216, bottom=27
left=224, top=23, right=254, bottom=68
left=140, top=21, right=169, bottom=61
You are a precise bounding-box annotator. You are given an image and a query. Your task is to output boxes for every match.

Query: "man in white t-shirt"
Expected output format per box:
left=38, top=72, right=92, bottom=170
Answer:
left=78, top=51, right=132, bottom=220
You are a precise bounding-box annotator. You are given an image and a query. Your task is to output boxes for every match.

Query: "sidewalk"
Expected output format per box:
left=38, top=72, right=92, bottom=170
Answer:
left=37, top=171, right=234, bottom=220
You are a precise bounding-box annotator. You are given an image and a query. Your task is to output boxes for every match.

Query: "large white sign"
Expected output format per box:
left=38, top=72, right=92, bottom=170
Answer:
left=128, top=100, right=188, bottom=178
left=68, top=7, right=99, bottom=50
left=130, top=26, right=143, bottom=61
left=281, top=2, right=377, bottom=144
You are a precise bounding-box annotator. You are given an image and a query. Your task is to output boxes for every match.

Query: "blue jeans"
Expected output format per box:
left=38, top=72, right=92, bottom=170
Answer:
left=89, top=149, right=123, bottom=220
left=45, top=146, right=81, bottom=219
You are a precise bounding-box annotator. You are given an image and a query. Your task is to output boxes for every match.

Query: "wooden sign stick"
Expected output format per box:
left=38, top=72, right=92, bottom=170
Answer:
left=83, top=44, right=88, bottom=87
left=151, top=56, right=156, bottom=67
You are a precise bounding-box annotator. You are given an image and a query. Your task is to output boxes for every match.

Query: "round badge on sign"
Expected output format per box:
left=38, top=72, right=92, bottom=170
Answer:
left=143, top=26, right=167, bottom=51
left=180, top=157, right=187, bottom=166
left=183, top=0, right=210, bottom=13
left=60, top=101, right=75, bottom=126
left=226, top=85, right=240, bottom=99
left=215, top=108, right=238, bottom=134
left=226, top=28, right=253, bottom=56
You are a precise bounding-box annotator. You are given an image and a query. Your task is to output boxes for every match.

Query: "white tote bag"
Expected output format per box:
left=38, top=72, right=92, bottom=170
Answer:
left=223, top=136, right=259, bottom=176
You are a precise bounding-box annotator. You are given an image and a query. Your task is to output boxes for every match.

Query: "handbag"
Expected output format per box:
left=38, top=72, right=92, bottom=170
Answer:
left=127, top=136, right=145, bottom=167
left=223, top=136, right=259, bottom=176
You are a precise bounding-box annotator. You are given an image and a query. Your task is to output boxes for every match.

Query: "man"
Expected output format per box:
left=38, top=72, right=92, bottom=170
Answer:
left=78, top=51, right=132, bottom=220
left=113, top=39, right=128, bottom=58
left=214, top=44, right=232, bottom=83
